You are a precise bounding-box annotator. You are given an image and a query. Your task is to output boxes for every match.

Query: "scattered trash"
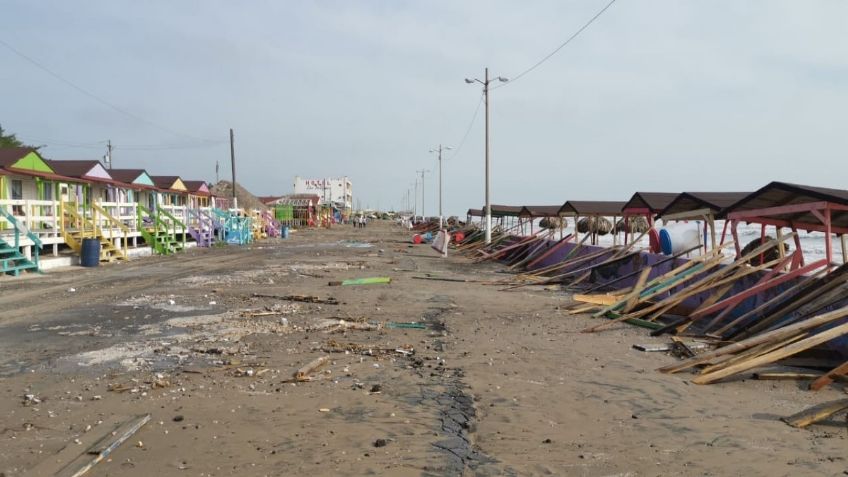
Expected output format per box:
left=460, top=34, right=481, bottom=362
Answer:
left=295, top=356, right=329, bottom=382
left=252, top=293, right=339, bottom=305
left=386, top=322, right=427, bottom=330
left=328, top=277, right=391, bottom=287
left=67, top=288, right=76, bottom=293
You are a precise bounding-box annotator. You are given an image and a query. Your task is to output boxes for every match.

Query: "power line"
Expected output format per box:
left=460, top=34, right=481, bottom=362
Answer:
left=492, top=0, right=617, bottom=90
left=447, top=92, right=484, bottom=160
left=0, top=37, right=219, bottom=144
left=19, top=135, right=226, bottom=151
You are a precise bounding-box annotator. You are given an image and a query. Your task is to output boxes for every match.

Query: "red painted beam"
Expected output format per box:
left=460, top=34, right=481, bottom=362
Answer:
left=728, top=201, right=830, bottom=220
left=691, top=258, right=829, bottom=319
left=734, top=217, right=848, bottom=235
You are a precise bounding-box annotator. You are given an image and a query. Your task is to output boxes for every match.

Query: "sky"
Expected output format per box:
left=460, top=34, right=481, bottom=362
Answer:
left=2, top=1, right=847, bottom=216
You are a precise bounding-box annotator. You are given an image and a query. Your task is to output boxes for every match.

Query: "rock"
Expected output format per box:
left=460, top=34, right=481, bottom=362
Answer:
left=173, top=415, right=184, bottom=422
left=370, top=384, right=382, bottom=393
left=373, top=438, right=387, bottom=448
left=542, top=438, right=552, bottom=444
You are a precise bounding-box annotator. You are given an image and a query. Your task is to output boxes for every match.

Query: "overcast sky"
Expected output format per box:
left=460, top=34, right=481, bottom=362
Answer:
left=2, top=1, right=847, bottom=215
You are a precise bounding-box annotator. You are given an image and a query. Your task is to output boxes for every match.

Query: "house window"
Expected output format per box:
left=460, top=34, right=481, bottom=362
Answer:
left=11, top=180, right=23, bottom=215
left=11, top=180, right=23, bottom=200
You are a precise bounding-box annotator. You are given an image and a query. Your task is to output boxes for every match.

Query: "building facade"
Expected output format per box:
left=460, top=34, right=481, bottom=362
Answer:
left=293, top=176, right=352, bottom=213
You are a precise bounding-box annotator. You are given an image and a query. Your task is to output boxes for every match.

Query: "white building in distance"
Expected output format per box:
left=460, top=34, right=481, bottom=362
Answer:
left=293, top=176, right=352, bottom=212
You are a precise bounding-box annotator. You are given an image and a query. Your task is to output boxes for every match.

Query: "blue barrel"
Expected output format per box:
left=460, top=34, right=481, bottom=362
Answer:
left=281, top=226, right=289, bottom=239
left=80, top=238, right=101, bottom=267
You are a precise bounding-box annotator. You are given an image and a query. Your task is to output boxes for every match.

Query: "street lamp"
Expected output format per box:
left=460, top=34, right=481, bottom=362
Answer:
left=429, top=145, right=453, bottom=229
left=465, top=67, right=508, bottom=244
left=416, top=169, right=430, bottom=220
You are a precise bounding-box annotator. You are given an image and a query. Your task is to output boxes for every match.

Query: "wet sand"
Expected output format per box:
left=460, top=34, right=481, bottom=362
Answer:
left=0, top=221, right=845, bottom=476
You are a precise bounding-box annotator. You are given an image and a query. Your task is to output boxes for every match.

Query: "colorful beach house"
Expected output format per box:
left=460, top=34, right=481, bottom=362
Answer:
left=0, top=148, right=61, bottom=273
left=46, top=159, right=136, bottom=262
left=109, top=169, right=158, bottom=211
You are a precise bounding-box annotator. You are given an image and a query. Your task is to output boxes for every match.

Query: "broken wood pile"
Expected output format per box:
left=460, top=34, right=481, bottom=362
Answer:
left=464, top=227, right=848, bottom=425
left=561, top=234, right=848, bottom=425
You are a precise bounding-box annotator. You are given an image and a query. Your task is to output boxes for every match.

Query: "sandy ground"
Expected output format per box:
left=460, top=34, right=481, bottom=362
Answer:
left=0, top=221, right=846, bottom=476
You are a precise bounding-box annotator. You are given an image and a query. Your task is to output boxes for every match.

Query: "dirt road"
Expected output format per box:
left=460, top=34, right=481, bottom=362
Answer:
left=0, top=221, right=845, bottom=476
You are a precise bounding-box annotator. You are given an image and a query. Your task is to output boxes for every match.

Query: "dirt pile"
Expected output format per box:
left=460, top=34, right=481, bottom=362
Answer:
left=210, top=180, right=268, bottom=211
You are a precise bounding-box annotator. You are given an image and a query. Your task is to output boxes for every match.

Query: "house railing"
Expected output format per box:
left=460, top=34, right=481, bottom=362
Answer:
left=0, top=205, right=43, bottom=269
left=0, top=199, right=61, bottom=243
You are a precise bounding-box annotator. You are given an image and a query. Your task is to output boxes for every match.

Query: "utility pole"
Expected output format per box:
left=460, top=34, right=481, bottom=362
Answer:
left=413, top=180, right=418, bottom=217
left=430, top=144, right=453, bottom=228
left=416, top=169, right=429, bottom=219
left=104, top=140, right=113, bottom=169
left=466, top=67, right=508, bottom=243
left=229, top=128, right=238, bottom=209
left=215, top=160, right=219, bottom=184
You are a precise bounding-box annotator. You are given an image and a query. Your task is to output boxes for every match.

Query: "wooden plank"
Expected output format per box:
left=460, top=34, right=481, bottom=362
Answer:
left=56, top=414, right=151, bottom=477
left=809, top=360, right=848, bottom=391
left=657, top=305, right=848, bottom=374
left=781, top=399, right=848, bottom=428
left=572, top=294, right=625, bottom=306
left=692, top=320, right=848, bottom=384
left=623, top=266, right=653, bottom=313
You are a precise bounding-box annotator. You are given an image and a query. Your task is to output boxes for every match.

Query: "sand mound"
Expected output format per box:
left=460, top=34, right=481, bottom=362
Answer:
left=210, top=180, right=268, bottom=211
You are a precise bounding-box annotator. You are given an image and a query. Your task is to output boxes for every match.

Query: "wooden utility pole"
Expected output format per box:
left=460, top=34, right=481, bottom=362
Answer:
left=229, top=128, right=237, bottom=209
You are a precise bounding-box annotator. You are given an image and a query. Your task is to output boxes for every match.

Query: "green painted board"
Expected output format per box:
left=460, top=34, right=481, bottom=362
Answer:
left=328, top=277, right=392, bottom=286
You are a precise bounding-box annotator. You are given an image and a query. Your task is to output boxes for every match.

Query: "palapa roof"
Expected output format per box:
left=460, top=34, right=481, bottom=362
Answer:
left=559, top=200, right=627, bottom=216
left=721, top=182, right=848, bottom=232
left=658, top=192, right=751, bottom=219
left=622, top=192, right=679, bottom=213
left=518, top=205, right=562, bottom=218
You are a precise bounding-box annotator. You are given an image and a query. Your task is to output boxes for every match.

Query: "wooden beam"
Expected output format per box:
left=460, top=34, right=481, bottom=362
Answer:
left=657, top=305, right=848, bottom=374
left=781, top=399, right=848, bottom=428
left=692, top=320, right=848, bottom=384
left=809, top=360, right=848, bottom=391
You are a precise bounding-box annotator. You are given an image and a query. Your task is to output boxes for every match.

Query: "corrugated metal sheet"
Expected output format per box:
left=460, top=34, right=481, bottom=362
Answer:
left=519, top=205, right=562, bottom=217
left=721, top=181, right=848, bottom=230
left=658, top=192, right=750, bottom=218
left=622, top=192, right=679, bottom=213
left=559, top=200, right=627, bottom=216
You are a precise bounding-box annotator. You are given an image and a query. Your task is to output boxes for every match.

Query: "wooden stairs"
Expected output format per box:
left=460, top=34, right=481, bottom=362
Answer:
left=138, top=205, right=185, bottom=255
left=61, top=203, right=127, bottom=263
left=0, top=206, right=42, bottom=276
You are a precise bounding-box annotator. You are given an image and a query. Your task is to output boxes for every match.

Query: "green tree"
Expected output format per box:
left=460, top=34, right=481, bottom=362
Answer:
left=0, top=124, right=28, bottom=148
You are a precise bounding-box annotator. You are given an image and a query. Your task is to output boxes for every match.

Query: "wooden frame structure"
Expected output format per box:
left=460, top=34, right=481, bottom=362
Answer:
left=559, top=200, right=627, bottom=245
left=657, top=192, right=749, bottom=252
left=722, top=182, right=848, bottom=266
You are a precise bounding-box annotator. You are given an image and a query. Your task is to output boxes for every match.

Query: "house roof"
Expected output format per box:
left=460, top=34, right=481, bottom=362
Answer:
left=45, top=160, right=129, bottom=187
left=183, top=180, right=211, bottom=196
left=658, top=192, right=751, bottom=219
left=721, top=182, right=848, bottom=232
left=0, top=148, right=85, bottom=182
left=467, top=208, right=483, bottom=217
left=0, top=148, right=38, bottom=168
left=107, top=169, right=157, bottom=190
left=150, top=176, right=187, bottom=192
left=559, top=200, right=627, bottom=216
left=622, top=192, right=680, bottom=214
left=258, top=195, right=284, bottom=204
left=518, top=205, right=563, bottom=218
